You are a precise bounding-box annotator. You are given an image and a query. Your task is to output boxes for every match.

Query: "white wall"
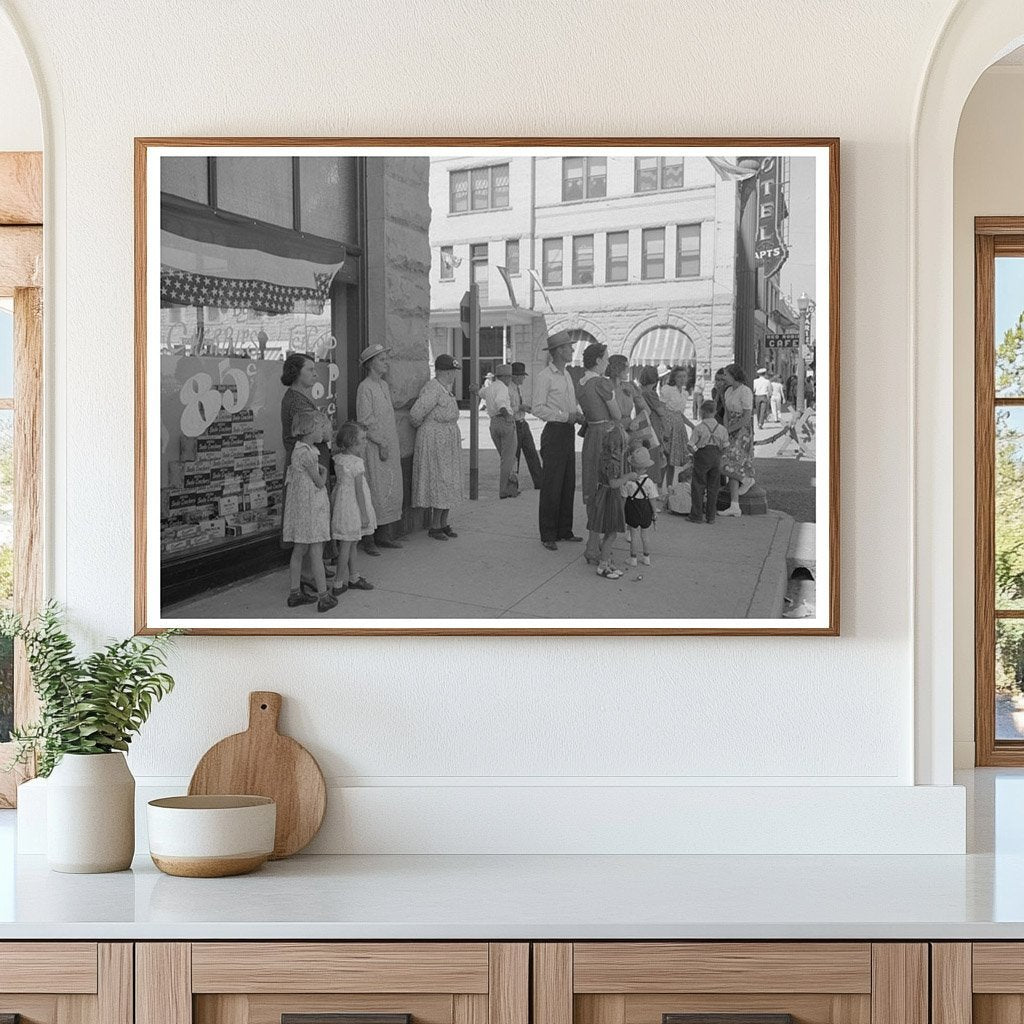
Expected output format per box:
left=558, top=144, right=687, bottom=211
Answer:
left=0, top=0, right=972, bottom=852
left=952, top=65, right=1024, bottom=767
left=0, top=8, right=39, bottom=152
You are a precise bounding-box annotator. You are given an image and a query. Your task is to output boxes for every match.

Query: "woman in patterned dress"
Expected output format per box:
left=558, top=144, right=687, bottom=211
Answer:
left=355, top=344, right=404, bottom=554
left=719, top=362, right=756, bottom=517
left=410, top=354, right=464, bottom=540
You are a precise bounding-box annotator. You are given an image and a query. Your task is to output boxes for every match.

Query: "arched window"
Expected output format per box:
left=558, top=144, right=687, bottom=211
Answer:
left=628, top=325, right=696, bottom=380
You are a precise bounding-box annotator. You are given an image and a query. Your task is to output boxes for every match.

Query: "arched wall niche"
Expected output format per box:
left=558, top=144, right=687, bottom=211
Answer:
left=913, top=0, right=1024, bottom=784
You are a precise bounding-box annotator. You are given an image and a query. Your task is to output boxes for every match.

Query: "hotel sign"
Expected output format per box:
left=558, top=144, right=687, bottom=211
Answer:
left=754, top=157, right=789, bottom=278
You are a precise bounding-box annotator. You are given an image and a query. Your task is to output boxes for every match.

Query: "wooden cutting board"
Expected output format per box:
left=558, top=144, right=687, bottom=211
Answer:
left=188, top=691, right=326, bottom=859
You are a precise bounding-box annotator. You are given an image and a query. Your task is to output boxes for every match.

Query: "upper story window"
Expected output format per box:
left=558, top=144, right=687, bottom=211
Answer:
left=505, top=238, right=520, bottom=276
left=450, top=164, right=510, bottom=213
left=542, top=237, right=563, bottom=287
left=606, top=231, right=629, bottom=283
left=641, top=227, right=666, bottom=280
left=439, top=245, right=455, bottom=281
left=676, top=224, right=701, bottom=278
left=562, top=157, right=607, bottom=201
left=572, top=235, right=595, bottom=285
left=635, top=156, right=686, bottom=193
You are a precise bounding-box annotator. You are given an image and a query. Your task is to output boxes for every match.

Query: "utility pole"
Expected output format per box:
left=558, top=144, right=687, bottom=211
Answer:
left=465, top=284, right=480, bottom=499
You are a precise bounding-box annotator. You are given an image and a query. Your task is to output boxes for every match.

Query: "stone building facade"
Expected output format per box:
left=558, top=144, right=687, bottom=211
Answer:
left=427, top=153, right=750, bottom=401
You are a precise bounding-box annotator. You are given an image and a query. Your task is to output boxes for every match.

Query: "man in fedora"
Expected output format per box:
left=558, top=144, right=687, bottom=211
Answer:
left=481, top=363, right=519, bottom=499
left=532, top=331, right=584, bottom=550
left=510, top=361, right=542, bottom=490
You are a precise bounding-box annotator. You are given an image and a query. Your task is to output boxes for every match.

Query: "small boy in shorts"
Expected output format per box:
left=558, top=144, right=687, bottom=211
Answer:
left=623, top=446, right=659, bottom=566
left=688, top=400, right=730, bottom=524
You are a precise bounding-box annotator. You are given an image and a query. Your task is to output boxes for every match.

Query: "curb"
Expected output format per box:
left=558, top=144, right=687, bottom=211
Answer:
left=746, top=510, right=797, bottom=618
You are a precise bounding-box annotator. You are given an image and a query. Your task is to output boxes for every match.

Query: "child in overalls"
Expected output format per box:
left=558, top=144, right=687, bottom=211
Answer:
left=623, top=446, right=658, bottom=566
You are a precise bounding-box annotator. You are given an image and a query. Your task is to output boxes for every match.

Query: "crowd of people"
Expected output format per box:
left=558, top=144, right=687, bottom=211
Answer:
left=277, top=331, right=800, bottom=609
left=278, top=344, right=467, bottom=612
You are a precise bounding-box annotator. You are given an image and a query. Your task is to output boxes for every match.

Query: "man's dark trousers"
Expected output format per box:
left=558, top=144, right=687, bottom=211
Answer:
left=515, top=419, right=543, bottom=488
left=690, top=445, right=723, bottom=523
left=538, top=421, right=576, bottom=542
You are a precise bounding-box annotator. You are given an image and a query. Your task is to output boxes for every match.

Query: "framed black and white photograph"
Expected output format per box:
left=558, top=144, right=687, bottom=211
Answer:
left=135, top=138, right=838, bottom=635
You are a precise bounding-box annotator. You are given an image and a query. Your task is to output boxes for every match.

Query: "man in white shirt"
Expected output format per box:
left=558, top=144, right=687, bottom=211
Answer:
left=483, top=364, right=519, bottom=498
left=753, top=367, right=771, bottom=428
left=532, top=332, right=584, bottom=550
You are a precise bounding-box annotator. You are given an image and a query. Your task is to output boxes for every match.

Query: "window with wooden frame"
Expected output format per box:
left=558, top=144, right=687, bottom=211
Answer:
left=0, top=151, right=44, bottom=807
left=976, top=218, right=1024, bottom=765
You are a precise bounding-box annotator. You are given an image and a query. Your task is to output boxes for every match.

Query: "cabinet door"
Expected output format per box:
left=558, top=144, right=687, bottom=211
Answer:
left=946, top=943, right=1024, bottom=1024
left=137, top=943, right=528, bottom=1024
left=0, top=943, right=131, bottom=1024
left=533, top=944, right=927, bottom=1024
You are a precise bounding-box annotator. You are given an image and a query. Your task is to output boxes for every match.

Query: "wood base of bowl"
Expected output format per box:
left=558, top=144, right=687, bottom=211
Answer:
left=151, top=853, right=269, bottom=878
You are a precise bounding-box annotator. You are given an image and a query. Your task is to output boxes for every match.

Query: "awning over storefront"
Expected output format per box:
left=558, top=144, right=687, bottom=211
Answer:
left=160, top=197, right=348, bottom=315
left=629, top=325, right=696, bottom=365
left=429, top=305, right=545, bottom=328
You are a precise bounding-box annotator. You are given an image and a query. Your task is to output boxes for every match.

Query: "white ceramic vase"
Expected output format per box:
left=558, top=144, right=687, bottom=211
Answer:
left=46, top=752, right=135, bottom=873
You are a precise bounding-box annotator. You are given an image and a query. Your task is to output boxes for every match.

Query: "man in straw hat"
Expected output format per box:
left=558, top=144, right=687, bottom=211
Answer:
left=531, top=331, right=584, bottom=551
left=481, top=363, right=520, bottom=499
left=355, top=344, right=404, bottom=554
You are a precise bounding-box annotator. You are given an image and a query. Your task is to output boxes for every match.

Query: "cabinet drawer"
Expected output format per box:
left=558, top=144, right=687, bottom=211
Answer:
left=139, top=943, right=528, bottom=1024
left=191, top=943, right=491, bottom=994
left=0, top=943, right=130, bottom=1024
left=534, top=944, right=925, bottom=1024
left=571, top=944, right=872, bottom=994
left=0, top=942, right=98, bottom=994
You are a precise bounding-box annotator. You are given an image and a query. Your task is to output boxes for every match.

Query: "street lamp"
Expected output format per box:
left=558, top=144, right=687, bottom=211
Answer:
left=796, top=291, right=815, bottom=414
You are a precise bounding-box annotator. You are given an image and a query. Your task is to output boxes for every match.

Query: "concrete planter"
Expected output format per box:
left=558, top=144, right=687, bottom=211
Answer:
left=46, top=752, right=135, bottom=873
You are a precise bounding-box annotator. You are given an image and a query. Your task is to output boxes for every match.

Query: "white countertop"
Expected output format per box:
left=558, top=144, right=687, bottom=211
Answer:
left=1, top=769, right=1021, bottom=941
left=1, top=850, right=1024, bottom=940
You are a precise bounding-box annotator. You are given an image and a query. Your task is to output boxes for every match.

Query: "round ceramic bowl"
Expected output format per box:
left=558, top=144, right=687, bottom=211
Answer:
left=147, top=795, right=276, bottom=878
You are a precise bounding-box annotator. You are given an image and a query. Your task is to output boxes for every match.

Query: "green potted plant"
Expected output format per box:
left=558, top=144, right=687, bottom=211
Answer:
left=2, top=603, right=179, bottom=873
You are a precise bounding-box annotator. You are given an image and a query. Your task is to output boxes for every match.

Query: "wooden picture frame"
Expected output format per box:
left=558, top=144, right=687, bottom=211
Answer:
left=135, top=137, right=839, bottom=636
left=975, top=216, right=1024, bottom=765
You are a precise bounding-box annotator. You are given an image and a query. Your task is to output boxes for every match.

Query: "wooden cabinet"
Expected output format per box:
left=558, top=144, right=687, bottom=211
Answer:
left=0, top=943, right=132, bottom=1024
left=136, top=944, right=528, bottom=1024
left=532, top=944, right=928, bottom=1024
left=932, top=943, right=1023, bottom=1024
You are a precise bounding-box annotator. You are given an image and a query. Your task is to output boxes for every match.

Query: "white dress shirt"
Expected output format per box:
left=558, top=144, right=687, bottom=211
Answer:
left=481, top=379, right=513, bottom=418
left=532, top=363, right=580, bottom=423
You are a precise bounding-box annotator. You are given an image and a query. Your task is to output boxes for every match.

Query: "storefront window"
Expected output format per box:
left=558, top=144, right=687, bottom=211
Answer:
left=215, top=157, right=294, bottom=228
left=158, top=301, right=338, bottom=566
left=162, top=157, right=209, bottom=204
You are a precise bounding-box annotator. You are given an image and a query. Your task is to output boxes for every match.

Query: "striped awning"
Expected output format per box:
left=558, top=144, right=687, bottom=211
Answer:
left=629, top=326, right=696, bottom=365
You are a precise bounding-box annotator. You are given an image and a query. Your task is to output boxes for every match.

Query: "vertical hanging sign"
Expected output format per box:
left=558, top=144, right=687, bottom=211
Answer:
left=754, top=157, right=788, bottom=279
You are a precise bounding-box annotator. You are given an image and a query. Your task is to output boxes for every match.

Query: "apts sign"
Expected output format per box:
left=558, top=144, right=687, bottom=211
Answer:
left=754, top=157, right=789, bottom=279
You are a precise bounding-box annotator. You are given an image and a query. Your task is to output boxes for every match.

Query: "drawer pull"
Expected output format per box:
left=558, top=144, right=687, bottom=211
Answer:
left=665, top=1016, right=794, bottom=1024
left=283, top=1016, right=411, bottom=1024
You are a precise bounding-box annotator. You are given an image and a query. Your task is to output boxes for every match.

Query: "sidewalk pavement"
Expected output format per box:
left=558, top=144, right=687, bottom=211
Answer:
left=168, top=455, right=797, bottom=621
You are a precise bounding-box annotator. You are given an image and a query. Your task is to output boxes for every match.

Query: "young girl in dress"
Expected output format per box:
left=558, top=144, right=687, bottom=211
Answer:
left=331, top=421, right=377, bottom=597
left=587, top=422, right=637, bottom=581
left=283, top=411, right=336, bottom=613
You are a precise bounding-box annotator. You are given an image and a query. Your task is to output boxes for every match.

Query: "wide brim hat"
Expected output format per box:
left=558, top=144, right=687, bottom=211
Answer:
left=545, top=330, right=574, bottom=352
left=359, top=344, right=392, bottom=365
left=511, top=362, right=528, bottom=375
left=630, top=446, right=654, bottom=469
